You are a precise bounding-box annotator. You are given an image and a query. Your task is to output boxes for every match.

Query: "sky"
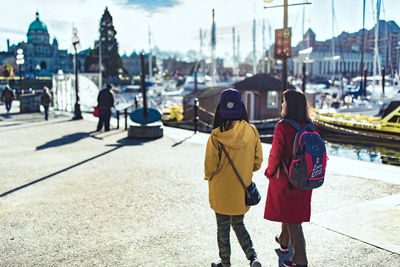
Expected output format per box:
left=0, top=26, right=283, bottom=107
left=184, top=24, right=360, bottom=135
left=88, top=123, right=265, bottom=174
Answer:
left=0, top=0, right=399, bottom=66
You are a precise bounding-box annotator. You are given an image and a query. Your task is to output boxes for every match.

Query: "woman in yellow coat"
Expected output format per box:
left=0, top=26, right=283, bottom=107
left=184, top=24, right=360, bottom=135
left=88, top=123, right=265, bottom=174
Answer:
left=204, top=89, right=263, bottom=267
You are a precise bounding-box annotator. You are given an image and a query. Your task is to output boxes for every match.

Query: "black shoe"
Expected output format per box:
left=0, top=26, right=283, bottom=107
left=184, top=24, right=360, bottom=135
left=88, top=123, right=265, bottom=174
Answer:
left=275, top=235, right=289, bottom=252
left=211, top=263, right=223, bottom=267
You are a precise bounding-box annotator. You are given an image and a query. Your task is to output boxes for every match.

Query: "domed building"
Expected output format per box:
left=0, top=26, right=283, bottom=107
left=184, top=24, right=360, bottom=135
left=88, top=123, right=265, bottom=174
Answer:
left=6, top=12, right=73, bottom=78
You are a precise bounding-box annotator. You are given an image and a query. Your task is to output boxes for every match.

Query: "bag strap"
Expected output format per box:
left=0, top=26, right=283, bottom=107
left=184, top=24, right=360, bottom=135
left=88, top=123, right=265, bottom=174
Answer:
left=282, top=118, right=302, bottom=131
left=281, top=159, right=289, bottom=176
left=305, top=121, right=316, bottom=131
left=218, top=141, right=251, bottom=198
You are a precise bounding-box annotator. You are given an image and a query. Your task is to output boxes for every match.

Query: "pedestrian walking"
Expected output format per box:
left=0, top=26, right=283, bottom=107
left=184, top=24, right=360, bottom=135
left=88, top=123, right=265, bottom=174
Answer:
left=1, top=85, right=15, bottom=113
left=40, top=86, right=52, bottom=120
left=264, top=89, right=316, bottom=267
left=96, top=84, right=114, bottom=131
left=204, top=88, right=263, bottom=267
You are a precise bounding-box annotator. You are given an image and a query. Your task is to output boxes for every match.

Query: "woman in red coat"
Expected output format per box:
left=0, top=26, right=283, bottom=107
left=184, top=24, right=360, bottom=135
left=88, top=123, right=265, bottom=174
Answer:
left=264, top=89, right=314, bottom=267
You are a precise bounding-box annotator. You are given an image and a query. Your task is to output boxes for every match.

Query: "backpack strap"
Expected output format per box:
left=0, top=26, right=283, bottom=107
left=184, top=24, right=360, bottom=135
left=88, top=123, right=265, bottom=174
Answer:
left=282, top=118, right=303, bottom=157
left=305, top=121, right=316, bottom=132
left=282, top=118, right=302, bottom=131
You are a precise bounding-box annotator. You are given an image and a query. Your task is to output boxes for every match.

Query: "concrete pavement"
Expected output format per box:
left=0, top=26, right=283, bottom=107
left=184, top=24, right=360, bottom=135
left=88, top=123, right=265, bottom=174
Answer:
left=0, top=102, right=400, bottom=266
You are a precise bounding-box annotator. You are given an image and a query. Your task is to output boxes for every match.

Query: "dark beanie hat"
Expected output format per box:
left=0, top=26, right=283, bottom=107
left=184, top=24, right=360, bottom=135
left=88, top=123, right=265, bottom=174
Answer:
left=219, top=88, right=242, bottom=119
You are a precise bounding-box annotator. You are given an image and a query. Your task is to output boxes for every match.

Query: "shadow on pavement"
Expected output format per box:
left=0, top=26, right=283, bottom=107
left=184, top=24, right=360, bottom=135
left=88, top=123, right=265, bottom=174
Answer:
left=36, top=131, right=98, bottom=150
left=171, top=133, right=196, bottom=147
left=0, top=117, right=72, bottom=134
left=1, top=137, right=152, bottom=198
left=0, top=123, right=20, bottom=128
left=106, top=136, right=157, bottom=148
left=0, top=112, right=20, bottom=119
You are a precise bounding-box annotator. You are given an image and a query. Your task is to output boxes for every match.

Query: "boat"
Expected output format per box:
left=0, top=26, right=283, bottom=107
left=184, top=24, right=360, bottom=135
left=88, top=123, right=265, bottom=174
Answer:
left=314, top=101, right=400, bottom=145
left=181, top=74, right=213, bottom=95
left=335, top=98, right=382, bottom=116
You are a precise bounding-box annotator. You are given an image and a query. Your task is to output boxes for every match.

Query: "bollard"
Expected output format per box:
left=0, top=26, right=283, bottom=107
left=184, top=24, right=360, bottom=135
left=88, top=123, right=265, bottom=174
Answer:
left=124, top=108, right=128, bottom=130
left=116, top=110, right=120, bottom=129
left=363, top=68, right=367, bottom=97
left=194, top=98, right=198, bottom=134
left=302, top=63, right=306, bottom=92
left=381, top=67, right=385, bottom=98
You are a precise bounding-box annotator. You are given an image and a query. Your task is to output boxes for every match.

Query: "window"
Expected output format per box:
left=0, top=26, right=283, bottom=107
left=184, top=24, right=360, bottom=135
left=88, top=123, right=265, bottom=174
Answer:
left=389, top=116, right=399, bottom=123
left=267, top=91, right=278, bottom=108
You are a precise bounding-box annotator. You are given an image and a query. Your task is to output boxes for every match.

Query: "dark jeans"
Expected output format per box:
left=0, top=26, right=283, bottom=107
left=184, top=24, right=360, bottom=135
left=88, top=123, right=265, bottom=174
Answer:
left=5, top=101, right=12, bottom=112
left=278, top=223, right=308, bottom=265
left=43, top=105, right=49, bottom=120
left=97, top=109, right=111, bottom=131
left=215, top=213, right=257, bottom=267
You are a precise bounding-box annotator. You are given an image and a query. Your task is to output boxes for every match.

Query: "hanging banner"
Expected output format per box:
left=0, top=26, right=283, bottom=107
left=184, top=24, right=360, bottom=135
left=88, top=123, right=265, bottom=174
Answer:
left=274, top=28, right=292, bottom=59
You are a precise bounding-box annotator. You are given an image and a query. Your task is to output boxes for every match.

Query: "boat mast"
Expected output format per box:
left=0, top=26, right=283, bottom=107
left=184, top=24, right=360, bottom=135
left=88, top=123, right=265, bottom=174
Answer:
left=331, top=0, right=336, bottom=79
left=267, top=23, right=272, bottom=74
left=252, top=0, right=257, bottom=75
left=373, top=0, right=382, bottom=82
left=148, top=26, right=153, bottom=81
left=360, top=0, right=366, bottom=89
left=237, top=33, right=241, bottom=74
left=200, top=28, right=204, bottom=74
left=98, top=23, right=102, bottom=90
left=232, top=27, right=238, bottom=76
left=211, top=9, right=217, bottom=86
left=262, top=19, right=266, bottom=73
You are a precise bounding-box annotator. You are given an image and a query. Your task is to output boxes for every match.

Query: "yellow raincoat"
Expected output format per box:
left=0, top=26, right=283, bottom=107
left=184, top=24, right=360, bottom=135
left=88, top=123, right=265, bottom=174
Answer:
left=204, top=120, right=263, bottom=215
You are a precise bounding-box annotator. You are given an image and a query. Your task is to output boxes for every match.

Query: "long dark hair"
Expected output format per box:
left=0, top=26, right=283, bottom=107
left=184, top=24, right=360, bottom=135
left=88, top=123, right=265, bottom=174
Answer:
left=281, top=89, right=311, bottom=123
left=212, top=103, right=249, bottom=131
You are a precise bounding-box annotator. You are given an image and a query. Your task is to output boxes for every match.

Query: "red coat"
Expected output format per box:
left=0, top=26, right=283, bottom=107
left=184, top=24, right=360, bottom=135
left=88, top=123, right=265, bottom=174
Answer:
left=264, top=120, right=316, bottom=223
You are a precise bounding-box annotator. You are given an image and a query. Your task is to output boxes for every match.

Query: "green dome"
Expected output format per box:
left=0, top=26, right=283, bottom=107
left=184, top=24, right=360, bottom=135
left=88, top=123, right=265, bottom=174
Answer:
left=28, top=12, right=47, bottom=32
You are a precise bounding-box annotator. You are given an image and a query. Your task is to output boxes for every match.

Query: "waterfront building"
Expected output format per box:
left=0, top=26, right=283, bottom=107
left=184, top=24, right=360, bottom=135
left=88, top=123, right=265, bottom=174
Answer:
left=292, top=20, right=400, bottom=80
left=4, top=12, right=76, bottom=79
left=122, top=52, right=156, bottom=77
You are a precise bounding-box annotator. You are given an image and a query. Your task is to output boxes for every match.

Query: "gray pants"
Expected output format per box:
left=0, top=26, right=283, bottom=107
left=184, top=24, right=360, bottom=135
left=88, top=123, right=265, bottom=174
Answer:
left=215, top=213, right=257, bottom=267
left=278, top=223, right=308, bottom=265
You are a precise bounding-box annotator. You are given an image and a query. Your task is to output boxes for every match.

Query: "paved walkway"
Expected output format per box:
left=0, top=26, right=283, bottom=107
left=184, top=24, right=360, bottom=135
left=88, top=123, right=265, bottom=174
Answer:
left=0, top=103, right=399, bottom=266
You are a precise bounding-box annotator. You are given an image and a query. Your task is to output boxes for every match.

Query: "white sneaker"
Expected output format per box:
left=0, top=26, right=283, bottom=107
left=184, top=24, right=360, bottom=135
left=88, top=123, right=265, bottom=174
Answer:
left=251, top=258, right=262, bottom=267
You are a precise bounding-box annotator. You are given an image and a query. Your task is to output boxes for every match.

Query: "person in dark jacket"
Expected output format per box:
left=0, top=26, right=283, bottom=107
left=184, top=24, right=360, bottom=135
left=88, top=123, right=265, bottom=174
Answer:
left=40, top=86, right=52, bottom=120
left=264, top=89, right=315, bottom=267
left=96, top=84, right=114, bottom=131
left=1, top=85, right=15, bottom=113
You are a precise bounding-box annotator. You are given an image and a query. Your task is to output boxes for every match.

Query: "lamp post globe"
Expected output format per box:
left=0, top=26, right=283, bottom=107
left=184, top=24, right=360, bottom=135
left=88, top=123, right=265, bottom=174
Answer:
left=16, top=49, right=24, bottom=96
left=72, top=27, right=82, bottom=120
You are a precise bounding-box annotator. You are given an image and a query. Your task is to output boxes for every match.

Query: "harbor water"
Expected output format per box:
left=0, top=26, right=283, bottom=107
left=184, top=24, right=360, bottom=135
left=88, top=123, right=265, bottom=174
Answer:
left=325, top=141, right=400, bottom=166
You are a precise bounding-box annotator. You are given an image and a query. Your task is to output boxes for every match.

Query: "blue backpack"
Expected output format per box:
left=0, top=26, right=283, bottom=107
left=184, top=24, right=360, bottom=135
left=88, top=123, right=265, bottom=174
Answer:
left=281, top=118, right=327, bottom=190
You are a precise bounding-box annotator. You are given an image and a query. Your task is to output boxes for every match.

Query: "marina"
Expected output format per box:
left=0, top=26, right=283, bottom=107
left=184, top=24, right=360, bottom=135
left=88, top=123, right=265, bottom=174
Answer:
left=1, top=1, right=400, bottom=266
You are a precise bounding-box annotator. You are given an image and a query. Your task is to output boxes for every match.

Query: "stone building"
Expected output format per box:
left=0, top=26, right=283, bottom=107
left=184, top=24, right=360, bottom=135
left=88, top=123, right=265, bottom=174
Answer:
left=292, top=20, right=400, bottom=80
left=5, top=12, right=74, bottom=78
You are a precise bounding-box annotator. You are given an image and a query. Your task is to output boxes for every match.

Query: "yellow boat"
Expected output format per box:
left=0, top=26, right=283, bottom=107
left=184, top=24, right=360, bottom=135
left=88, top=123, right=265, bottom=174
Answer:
left=314, top=101, right=400, bottom=145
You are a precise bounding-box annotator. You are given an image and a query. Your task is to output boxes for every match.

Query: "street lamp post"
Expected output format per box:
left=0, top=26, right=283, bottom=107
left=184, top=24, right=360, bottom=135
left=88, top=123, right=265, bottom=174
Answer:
left=16, top=49, right=24, bottom=96
left=72, top=27, right=82, bottom=120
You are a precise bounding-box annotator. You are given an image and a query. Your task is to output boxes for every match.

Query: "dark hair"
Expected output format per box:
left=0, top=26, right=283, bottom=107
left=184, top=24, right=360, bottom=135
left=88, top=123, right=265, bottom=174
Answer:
left=281, top=89, right=311, bottom=123
left=212, top=103, right=249, bottom=131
